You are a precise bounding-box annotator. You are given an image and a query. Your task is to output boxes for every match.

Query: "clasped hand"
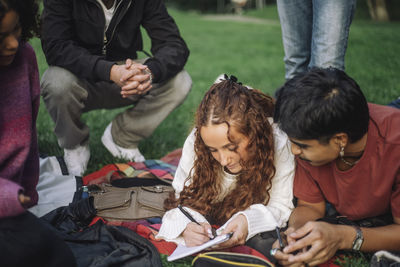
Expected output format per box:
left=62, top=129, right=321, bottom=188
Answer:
left=272, top=222, right=344, bottom=267
left=110, top=59, right=153, bottom=97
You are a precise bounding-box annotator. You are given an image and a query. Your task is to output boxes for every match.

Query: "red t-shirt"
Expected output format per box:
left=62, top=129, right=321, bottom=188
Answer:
left=294, top=104, right=400, bottom=221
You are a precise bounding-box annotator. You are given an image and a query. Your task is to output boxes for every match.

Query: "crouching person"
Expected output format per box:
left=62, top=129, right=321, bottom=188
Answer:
left=40, top=0, right=192, bottom=176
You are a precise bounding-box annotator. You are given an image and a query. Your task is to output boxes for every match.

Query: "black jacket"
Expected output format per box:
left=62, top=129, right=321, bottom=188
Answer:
left=41, top=0, right=190, bottom=83
left=41, top=198, right=163, bottom=267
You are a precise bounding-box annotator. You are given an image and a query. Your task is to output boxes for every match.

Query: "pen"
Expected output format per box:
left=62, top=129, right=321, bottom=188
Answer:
left=178, top=204, right=217, bottom=238
left=275, top=226, right=285, bottom=249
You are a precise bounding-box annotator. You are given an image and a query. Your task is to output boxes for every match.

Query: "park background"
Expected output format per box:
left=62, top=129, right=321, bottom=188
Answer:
left=33, top=0, right=400, bottom=173
left=31, top=2, right=399, bottom=264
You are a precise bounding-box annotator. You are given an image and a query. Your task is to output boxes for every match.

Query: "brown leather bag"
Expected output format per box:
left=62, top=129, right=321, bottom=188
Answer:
left=90, top=183, right=173, bottom=221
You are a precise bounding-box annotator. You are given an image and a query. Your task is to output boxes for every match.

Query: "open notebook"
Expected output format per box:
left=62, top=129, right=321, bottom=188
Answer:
left=168, top=233, right=233, bottom=261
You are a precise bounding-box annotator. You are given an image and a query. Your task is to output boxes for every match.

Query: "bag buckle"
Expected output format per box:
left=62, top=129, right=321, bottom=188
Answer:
left=153, top=185, right=163, bottom=193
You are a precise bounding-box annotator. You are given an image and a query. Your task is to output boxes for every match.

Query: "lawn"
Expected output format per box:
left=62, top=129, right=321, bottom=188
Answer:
left=31, top=5, right=400, bottom=266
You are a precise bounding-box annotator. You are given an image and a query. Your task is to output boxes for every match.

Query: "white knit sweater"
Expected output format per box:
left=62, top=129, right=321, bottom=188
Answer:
left=156, top=120, right=295, bottom=245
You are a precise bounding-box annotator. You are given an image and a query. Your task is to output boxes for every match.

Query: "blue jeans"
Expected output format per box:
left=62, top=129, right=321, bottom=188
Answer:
left=277, top=0, right=356, bottom=80
left=388, top=97, right=400, bottom=109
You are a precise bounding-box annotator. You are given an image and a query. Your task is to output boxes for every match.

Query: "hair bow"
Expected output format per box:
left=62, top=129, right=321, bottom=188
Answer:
left=223, top=74, right=242, bottom=85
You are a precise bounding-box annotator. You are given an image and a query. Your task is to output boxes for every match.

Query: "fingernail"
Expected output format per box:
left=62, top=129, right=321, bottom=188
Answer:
left=207, top=229, right=213, bottom=238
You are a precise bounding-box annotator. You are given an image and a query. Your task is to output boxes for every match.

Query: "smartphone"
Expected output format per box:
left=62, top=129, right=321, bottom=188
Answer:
left=275, top=227, right=288, bottom=249
left=276, top=227, right=302, bottom=255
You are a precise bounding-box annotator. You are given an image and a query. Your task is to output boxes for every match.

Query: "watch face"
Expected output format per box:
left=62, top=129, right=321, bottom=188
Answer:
left=352, top=227, right=364, bottom=251
left=354, top=239, right=363, bottom=250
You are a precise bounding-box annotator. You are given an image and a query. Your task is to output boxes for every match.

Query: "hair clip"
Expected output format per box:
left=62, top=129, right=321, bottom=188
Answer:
left=223, top=74, right=242, bottom=85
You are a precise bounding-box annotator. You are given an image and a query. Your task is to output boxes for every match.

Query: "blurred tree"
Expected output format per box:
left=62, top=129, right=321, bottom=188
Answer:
left=164, top=0, right=227, bottom=13
left=367, top=0, right=390, bottom=21
left=164, top=0, right=270, bottom=13
left=164, top=0, right=399, bottom=19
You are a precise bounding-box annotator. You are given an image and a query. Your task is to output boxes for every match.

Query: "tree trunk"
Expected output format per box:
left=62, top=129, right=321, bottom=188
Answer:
left=367, top=0, right=390, bottom=21
left=256, top=0, right=265, bottom=9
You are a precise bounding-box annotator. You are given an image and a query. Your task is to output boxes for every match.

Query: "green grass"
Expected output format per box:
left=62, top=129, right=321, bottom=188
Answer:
left=160, top=254, right=192, bottom=267
left=31, top=6, right=399, bottom=266
left=243, top=3, right=280, bottom=20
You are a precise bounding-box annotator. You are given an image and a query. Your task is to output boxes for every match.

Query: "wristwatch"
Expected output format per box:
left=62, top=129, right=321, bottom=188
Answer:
left=352, top=226, right=364, bottom=250
left=143, top=68, right=153, bottom=84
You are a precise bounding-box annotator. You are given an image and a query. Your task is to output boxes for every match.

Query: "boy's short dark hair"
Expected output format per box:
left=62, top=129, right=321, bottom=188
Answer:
left=274, top=68, right=369, bottom=144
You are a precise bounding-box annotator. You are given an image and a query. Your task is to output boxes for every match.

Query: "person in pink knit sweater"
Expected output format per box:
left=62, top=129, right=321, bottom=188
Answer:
left=0, top=0, right=76, bottom=265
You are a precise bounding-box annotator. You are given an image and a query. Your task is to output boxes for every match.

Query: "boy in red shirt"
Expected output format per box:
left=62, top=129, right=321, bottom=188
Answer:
left=272, top=68, right=400, bottom=266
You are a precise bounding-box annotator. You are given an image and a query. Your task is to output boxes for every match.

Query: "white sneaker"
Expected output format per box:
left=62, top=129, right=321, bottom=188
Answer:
left=101, top=123, right=146, bottom=162
left=64, top=144, right=90, bottom=176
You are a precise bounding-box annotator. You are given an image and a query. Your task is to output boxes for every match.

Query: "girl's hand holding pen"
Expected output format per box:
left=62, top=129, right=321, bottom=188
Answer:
left=182, top=222, right=214, bottom=247
left=178, top=205, right=216, bottom=246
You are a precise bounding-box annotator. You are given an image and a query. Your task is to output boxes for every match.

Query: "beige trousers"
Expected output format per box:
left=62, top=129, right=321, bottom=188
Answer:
left=40, top=66, right=192, bottom=149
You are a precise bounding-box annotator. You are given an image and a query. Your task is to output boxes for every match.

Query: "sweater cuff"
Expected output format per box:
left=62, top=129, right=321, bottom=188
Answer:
left=240, top=206, right=279, bottom=240
left=156, top=207, right=208, bottom=245
left=0, top=182, right=25, bottom=218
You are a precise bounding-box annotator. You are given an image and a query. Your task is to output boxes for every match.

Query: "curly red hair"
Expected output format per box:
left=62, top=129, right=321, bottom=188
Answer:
left=168, top=79, right=276, bottom=224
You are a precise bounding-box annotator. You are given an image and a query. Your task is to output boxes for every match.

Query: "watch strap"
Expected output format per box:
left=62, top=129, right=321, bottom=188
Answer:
left=352, top=226, right=364, bottom=250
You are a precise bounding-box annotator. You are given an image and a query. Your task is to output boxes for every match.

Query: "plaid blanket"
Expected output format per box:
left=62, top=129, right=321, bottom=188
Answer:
left=82, top=150, right=341, bottom=266
left=83, top=153, right=181, bottom=255
left=83, top=160, right=176, bottom=185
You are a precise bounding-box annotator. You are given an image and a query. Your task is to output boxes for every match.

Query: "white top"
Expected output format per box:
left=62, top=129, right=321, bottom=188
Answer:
left=156, top=120, right=295, bottom=246
left=96, top=0, right=117, bottom=32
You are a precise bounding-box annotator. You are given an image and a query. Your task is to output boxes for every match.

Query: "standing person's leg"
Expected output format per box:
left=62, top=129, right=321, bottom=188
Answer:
left=277, top=0, right=313, bottom=80
left=110, top=70, right=192, bottom=150
left=310, top=0, right=356, bottom=70
left=0, top=211, right=76, bottom=267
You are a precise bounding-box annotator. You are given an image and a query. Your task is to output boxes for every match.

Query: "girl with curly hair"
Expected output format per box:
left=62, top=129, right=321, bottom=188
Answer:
left=0, top=0, right=40, bottom=65
left=157, top=76, right=295, bottom=259
left=0, top=1, right=76, bottom=266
